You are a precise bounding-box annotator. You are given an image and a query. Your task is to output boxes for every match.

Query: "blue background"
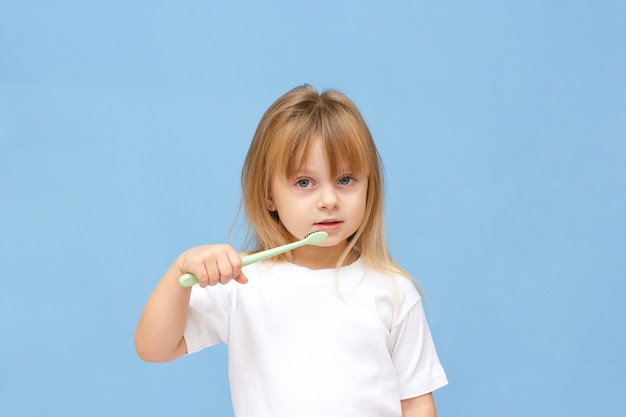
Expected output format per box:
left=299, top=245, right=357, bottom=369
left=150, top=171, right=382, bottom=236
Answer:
left=1, top=1, right=624, bottom=416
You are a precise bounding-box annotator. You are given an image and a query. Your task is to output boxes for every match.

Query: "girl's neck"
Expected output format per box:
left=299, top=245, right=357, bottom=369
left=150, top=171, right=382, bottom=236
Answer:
left=290, top=242, right=355, bottom=270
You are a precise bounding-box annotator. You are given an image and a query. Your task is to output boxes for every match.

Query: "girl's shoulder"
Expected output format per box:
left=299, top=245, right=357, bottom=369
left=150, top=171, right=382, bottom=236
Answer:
left=361, top=262, right=421, bottom=293
left=357, top=262, right=421, bottom=300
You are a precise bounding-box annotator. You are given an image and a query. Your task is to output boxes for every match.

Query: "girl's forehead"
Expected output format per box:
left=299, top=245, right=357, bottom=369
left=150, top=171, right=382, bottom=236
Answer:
left=269, top=126, right=371, bottom=180
left=288, top=138, right=356, bottom=174
left=301, top=151, right=350, bottom=171
left=278, top=161, right=358, bottom=183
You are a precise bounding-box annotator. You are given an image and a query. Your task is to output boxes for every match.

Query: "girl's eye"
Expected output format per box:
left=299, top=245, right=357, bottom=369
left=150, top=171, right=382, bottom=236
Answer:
left=338, top=176, right=354, bottom=186
left=296, top=178, right=312, bottom=188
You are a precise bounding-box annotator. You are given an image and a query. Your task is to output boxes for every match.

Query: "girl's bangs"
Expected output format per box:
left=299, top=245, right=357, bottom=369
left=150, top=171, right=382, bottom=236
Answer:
left=273, top=116, right=370, bottom=180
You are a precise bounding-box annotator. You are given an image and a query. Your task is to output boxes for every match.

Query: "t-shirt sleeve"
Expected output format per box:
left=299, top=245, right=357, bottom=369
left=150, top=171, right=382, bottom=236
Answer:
left=390, top=282, right=448, bottom=399
left=183, top=283, right=233, bottom=354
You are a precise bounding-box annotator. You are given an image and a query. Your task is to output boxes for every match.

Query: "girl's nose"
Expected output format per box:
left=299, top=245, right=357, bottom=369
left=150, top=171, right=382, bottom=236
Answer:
left=318, top=186, right=340, bottom=209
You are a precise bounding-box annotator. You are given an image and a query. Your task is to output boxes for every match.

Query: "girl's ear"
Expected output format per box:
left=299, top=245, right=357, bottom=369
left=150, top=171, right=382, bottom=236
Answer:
left=267, top=194, right=276, bottom=211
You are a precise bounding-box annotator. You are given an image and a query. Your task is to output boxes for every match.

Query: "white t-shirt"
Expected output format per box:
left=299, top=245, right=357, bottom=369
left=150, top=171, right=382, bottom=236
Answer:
left=184, top=259, right=448, bottom=417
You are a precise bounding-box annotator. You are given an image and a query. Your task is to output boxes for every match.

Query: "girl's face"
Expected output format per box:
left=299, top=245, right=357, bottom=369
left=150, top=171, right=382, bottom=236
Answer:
left=269, top=138, right=368, bottom=268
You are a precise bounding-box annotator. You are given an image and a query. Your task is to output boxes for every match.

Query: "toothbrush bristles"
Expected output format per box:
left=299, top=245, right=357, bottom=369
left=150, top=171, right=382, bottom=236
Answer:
left=303, top=230, right=329, bottom=244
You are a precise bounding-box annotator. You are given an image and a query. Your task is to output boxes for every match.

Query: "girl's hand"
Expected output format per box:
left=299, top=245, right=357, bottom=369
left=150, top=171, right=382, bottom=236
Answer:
left=177, top=244, right=249, bottom=287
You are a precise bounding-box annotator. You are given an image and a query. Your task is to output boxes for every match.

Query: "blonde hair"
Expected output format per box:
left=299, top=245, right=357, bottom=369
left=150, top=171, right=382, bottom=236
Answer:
left=241, top=84, right=409, bottom=279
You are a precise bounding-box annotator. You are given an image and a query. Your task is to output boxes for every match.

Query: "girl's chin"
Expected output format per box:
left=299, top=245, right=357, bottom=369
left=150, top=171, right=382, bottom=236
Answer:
left=316, top=238, right=349, bottom=250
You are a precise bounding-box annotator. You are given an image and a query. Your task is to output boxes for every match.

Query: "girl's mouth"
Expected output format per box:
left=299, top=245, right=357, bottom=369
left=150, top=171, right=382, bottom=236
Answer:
left=314, top=220, right=343, bottom=232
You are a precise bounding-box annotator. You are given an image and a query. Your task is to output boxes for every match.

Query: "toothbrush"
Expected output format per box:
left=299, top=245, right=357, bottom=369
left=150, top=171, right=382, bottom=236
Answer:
left=178, top=230, right=329, bottom=287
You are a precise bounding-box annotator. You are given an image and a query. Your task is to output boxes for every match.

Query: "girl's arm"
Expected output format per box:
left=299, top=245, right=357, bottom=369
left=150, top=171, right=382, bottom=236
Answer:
left=401, top=393, right=437, bottom=417
left=134, top=261, right=192, bottom=363
left=134, top=244, right=247, bottom=363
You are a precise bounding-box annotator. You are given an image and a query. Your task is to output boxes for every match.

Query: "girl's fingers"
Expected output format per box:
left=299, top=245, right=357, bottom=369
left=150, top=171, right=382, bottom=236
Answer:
left=233, top=272, right=248, bottom=284
left=216, top=256, right=235, bottom=285
left=204, top=258, right=220, bottom=287
left=180, top=245, right=247, bottom=287
left=227, top=249, right=243, bottom=279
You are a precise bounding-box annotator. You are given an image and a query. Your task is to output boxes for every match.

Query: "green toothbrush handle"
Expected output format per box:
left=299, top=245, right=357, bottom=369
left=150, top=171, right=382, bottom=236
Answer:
left=178, top=273, right=201, bottom=288
left=238, top=240, right=303, bottom=265
left=178, top=240, right=305, bottom=288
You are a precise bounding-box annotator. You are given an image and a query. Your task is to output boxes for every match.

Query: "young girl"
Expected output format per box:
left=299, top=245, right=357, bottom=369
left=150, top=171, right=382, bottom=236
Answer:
left=135, top=84, right=448, bottom=417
